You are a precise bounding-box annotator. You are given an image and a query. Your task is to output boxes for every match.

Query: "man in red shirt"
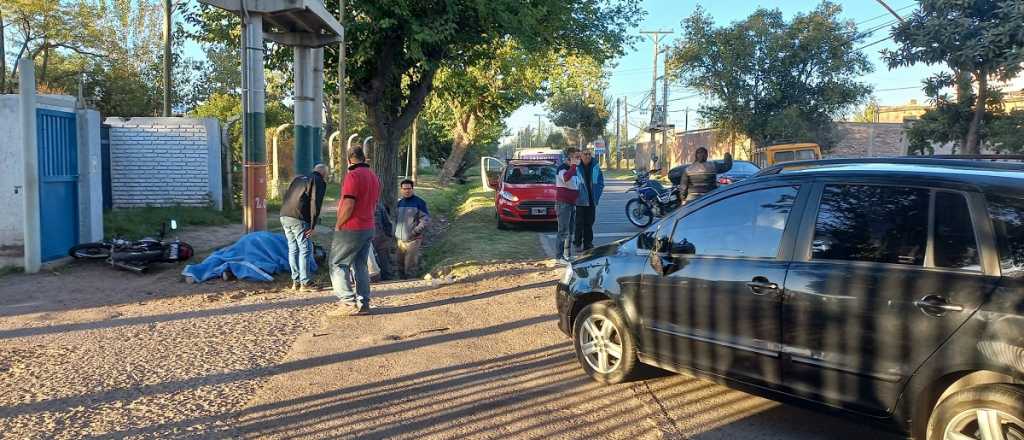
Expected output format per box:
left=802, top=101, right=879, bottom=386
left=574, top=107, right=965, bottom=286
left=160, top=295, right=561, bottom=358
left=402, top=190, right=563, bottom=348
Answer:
left=328, top=146, right=381, bottom=316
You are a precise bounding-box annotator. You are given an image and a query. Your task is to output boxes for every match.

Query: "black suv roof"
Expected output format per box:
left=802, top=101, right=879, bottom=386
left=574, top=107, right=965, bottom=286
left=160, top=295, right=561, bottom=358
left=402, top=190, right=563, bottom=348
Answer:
left=757, top=156, right=1024, bottom=177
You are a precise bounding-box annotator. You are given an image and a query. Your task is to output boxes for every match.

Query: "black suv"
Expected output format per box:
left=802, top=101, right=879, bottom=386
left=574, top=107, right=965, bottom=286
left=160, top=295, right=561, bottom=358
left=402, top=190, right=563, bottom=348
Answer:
left=556, top=158, right=1024, bottom=440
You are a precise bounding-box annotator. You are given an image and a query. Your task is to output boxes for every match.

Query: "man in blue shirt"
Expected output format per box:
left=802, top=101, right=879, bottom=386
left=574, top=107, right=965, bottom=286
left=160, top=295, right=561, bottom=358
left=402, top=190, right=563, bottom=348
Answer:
left=574, top=149, right=604, bottom=251
left=394, top=179, right=430, bottom=278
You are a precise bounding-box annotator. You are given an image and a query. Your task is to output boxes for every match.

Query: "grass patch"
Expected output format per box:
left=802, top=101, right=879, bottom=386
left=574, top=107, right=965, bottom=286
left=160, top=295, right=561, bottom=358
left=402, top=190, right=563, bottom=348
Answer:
left=604, top=169, right=637, bottom=181
left=421, top=181, right=546, bottom=274
left=105, top=206, right=241, bottom=239
left=0, top=266, right=22, bottom=278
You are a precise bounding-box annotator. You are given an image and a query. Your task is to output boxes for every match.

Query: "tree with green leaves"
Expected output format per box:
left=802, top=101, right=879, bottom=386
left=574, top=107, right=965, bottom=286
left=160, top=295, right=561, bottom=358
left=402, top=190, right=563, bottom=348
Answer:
left=546, top=54, right=612, bottom=148
left=668, top=2, right=872, bottom=153
left=883, top=0, right=1024, bottom=155
left=546, top=131, right=567, bottom=148
left=189, top=0, right=642, bottom=204
left=430, top=40, right=551, bottom=184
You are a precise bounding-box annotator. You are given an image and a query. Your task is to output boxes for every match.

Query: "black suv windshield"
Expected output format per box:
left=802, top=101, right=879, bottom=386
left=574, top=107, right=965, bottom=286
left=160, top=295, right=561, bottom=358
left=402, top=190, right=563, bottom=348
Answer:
left=504, top=164, right=556, bottom=184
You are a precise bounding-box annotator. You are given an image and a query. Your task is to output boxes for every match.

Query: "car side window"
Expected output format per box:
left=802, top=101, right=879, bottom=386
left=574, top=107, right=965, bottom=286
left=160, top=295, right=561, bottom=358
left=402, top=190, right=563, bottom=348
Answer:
left=933, top=192, right=980, bottom=271
left=986, top=194, right=1024, bottom=274
left=669, top=186, right=799, bottom=258
left=812, top=184, right=929, bottom=266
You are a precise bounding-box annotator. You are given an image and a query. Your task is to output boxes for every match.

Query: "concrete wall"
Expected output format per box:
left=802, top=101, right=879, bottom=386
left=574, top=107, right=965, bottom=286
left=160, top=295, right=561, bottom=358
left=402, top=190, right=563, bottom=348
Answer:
left=0, top=94, right=102, bottom=268
left=105, top=117, right=223, bottom=210
left=0, top=96, right=26, bottom=267
left=828, top=122, right=909, bottom=158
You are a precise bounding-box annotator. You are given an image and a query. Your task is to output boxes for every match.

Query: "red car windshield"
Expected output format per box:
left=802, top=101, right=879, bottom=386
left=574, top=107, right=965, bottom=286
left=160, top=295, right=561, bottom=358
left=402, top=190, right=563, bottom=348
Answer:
left=504, top=164, right=556, bottom=184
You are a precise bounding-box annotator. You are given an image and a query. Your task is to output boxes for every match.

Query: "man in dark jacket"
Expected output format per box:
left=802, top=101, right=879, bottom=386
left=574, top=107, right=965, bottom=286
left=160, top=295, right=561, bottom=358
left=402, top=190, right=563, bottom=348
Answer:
left=394, top=179, right=430, bottom=278
left=372, top=201, right=394, bottom=281
left=680, top=147, right=732, bottom=202
left=279, top=163, right=328, bottom=291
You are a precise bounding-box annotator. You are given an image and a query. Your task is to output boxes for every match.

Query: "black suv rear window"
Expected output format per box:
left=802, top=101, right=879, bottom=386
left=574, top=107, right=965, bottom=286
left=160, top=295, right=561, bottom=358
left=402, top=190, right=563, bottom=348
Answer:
left=933, top=192, right=980, bottom=271
left=812, top=185, right=929, bottom=265
left=987, top=195, right=1024, bottom=273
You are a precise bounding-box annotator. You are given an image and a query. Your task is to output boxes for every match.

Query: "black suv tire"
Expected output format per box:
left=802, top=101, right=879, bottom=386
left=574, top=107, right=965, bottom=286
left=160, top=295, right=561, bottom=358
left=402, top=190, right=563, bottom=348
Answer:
left=573, top=300, right=639, bottom=384
left=927, top=384, right=1024, bottom=440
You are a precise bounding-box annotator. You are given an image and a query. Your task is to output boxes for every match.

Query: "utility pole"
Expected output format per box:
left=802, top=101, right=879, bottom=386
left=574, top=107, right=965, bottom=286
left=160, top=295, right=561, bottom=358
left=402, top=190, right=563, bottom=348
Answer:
left=162, top=0, right=172, bottom=116
left=661, top=50, right=669, bottom=169
left=535, top=113, right=544, bottom=146
left=640, top=29, right=672, bottom=170
left=337, top=0, right=347, bottom=182
left=623, top=96, right=629, bottom=169
left=614, top=97, right=620, bottom=170
left=874, top=0, right=906, bottom=23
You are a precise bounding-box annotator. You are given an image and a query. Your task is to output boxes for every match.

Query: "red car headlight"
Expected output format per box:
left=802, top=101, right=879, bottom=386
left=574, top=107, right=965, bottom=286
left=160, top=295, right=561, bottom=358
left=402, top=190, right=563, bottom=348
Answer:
left=499, top=191, right=519, bottom=202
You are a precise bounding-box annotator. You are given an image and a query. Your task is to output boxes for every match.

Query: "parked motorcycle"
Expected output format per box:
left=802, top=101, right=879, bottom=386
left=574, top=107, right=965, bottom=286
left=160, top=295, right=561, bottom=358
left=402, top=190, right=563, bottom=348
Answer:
left=625, top=169, right=681, bottom=227
left=68, top=220, right=194, bottom=273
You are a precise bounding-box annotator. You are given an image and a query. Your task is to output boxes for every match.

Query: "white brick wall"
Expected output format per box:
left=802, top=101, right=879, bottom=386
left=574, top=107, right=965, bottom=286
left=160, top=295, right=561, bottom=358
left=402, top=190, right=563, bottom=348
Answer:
left=104, top=117, right=221, bottom=209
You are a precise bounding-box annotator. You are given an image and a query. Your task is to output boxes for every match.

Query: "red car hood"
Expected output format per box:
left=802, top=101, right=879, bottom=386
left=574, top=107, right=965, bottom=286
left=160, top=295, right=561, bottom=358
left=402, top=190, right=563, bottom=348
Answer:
left=501, top=183, right=557, bottom=201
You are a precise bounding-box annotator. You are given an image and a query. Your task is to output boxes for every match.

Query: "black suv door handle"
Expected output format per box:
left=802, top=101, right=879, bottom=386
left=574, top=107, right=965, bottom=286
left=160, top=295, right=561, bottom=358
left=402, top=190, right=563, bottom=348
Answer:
left=746, top=277, right=779, bottom=296
left=914, top=295, right=964, bottom=317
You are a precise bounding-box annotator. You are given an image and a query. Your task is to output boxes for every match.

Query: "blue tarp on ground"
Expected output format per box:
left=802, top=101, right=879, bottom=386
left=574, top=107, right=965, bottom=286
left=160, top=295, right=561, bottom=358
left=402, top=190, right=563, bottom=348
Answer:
left=182, top=231, right=318, bottom=283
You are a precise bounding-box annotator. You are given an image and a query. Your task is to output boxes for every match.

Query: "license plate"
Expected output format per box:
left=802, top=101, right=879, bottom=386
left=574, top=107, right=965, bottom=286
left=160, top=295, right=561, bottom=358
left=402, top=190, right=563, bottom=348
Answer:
left=531, top=207, right=547, bottom=215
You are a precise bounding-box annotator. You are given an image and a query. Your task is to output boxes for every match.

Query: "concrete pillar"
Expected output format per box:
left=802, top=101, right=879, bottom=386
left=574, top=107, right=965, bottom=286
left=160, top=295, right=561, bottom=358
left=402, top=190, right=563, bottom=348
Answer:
left=242, top=14, right=267, bottom=231
left=293, top=47, right=314, bottom=175
left=201, top=117, right=224, bottom=211
left=327, top=130, right=340, bottom=172
left=77, top=108, right=104, bottom=242
left=271, top=123, right=291, bottom=197
left=312, top=47, right=324, bottom=165
left=19, top=59, right=40, bottom=273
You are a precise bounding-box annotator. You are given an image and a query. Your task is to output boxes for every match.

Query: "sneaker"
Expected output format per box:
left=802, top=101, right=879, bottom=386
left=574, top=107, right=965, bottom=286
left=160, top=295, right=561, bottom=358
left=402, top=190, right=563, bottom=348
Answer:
left=299, top=282, right=322, bottom=292
left=290, top=281, right=300, bottom=291
left=325, top=303, right=358, bottom=317
left=556, top=257, right=569, bottom=265
left=350, top=307, right=372, bottom=316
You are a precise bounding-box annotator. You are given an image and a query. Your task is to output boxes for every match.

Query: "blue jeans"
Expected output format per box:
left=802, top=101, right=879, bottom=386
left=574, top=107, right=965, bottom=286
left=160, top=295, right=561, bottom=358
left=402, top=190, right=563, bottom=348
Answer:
left=329, top=229, right=374, bottom=310
left=280, top=216, right=313, bottom=285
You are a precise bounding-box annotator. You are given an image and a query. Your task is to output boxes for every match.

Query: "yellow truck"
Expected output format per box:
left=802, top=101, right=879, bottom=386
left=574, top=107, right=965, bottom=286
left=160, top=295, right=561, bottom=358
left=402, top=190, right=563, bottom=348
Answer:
left=755, top=143, right=822, bottom=167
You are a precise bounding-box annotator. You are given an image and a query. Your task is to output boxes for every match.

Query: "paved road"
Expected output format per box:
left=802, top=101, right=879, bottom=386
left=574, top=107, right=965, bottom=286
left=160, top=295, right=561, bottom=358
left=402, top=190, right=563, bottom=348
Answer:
left=540, top=178, right=644, bottom=257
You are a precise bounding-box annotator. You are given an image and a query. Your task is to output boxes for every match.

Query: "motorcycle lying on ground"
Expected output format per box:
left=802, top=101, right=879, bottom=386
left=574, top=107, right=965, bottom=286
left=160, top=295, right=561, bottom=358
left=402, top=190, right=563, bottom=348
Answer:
left=625, top=169, right=681, bottom=227
left=68, top=220, right=194, bottom=273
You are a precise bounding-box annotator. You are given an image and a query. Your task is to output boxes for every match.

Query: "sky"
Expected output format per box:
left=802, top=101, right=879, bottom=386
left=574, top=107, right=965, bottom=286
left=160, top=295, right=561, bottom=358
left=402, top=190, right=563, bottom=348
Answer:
left=503, top=0, right=946, bottom=143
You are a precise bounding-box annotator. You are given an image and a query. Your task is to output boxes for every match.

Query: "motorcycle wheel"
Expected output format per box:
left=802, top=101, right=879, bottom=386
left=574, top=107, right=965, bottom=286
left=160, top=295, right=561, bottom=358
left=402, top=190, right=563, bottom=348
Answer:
left=625, top=198, right=654, bottom=228
left=68, top=243, right=111, bottom=259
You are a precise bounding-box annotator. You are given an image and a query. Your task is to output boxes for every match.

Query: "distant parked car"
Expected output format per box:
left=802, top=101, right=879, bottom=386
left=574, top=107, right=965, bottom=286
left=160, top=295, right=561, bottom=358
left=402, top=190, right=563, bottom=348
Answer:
left=557, top=156, right=1024, bottom=440
left=493, top=159, right=558, bottom=229
left=715, top=160, right=759, bottom=185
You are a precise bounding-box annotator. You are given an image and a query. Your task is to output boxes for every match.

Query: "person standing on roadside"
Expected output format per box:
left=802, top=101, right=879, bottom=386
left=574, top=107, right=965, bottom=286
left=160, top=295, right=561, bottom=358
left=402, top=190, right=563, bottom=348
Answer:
left=574, top=149, right=604, bottom=252
left=555, top=148, right=580, bottom=263
left=328, top=147, right=380, bottom=316
left=372, top=201, right=394, bottom=281
left=394, top=179, right=430, bottom=279
left=279, top=163, right=328, bottom=291
left=680, top=147, right=732, bottom=203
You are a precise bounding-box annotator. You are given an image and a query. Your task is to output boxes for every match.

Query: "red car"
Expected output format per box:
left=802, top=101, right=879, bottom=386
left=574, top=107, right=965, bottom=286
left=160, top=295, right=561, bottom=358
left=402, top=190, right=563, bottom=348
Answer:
left=493, top=160, right=559, bottom=229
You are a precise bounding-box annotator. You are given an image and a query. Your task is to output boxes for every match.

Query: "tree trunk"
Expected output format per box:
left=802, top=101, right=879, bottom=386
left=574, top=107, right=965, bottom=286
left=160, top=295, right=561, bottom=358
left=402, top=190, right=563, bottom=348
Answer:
left=367, top=109, right=403, bottom=207
left=964, top=70, right=987, bottom=155
left=40, top=44, right=49, bottom=85
left=1, top=9, right=6, bottom=94
left=439, top=114, right=475, bottom=185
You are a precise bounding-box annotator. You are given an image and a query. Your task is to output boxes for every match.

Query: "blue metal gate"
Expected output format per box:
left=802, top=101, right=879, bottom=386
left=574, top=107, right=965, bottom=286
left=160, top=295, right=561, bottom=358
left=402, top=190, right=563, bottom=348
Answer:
left=37, top=109, right=79, bottom=262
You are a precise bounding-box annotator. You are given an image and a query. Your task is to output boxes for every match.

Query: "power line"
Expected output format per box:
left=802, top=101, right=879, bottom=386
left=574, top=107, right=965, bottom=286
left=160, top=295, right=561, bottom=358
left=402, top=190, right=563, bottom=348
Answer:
left=855, top=3, right=915, bottom=26
left=857, top=35, right=893, bottom=51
